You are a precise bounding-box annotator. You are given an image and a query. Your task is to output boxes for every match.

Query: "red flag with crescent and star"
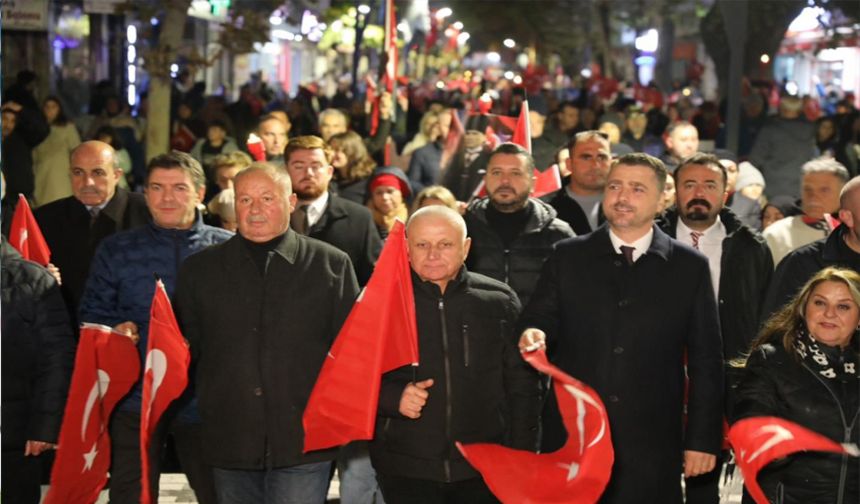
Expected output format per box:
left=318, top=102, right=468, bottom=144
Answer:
left=45, top=324, right=140, bottom=504
left=303, top=220, right=418, bottom=452
left=9, top=193, right=51, bottom=265
left=140, top=280, right=191, bottom=504
left=728, top=416, right=860, bottom=504
left=457, top=349, right=614, bottom=503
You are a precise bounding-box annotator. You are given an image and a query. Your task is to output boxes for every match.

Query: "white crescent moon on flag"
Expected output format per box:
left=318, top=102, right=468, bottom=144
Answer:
left=563, top=383, right=607, bottom=452
left=18, top=229, right=28, bottom=249
left=747, top=424, right=794, bottom=463
left=144, top=349, right=168, bottom=412
left=81, top=370, right=111, bottom=440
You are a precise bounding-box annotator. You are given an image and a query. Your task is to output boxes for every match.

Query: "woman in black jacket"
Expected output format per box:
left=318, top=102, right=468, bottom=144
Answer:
left=733, top=266, right=860, bottom=504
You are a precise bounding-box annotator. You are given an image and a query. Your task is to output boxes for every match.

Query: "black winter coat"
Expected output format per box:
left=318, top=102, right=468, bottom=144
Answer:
left=543, top=180, right=605, bottom=236
left=464, top=198, right=575, bottom=306
left=1, top=239, right=75, bottom=450
left=34, top=189, right=150, bottom=327
left=733, top=341, right=859, bottom=504
left=762, top=226, right=860, bottom=323
left=175, top=232, right=359, bottom=469
left=519, top=225, right=724, bottom=503
left=441, top=149, right=491, bottom=202
left=370, top=269, right=540, bottom=483
left=307, top=193, right=382, bottom=286
left=659, top=208, right=773, bottom=361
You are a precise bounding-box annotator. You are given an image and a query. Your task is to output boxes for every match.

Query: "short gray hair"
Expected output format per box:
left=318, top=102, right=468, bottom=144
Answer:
left=802, top=157, right=850, bottom=183
left=233, top=162, right=293, bottom=198
left=407, top=205, right=467, bottom=243
left=319, top=108, right=348, bottom=125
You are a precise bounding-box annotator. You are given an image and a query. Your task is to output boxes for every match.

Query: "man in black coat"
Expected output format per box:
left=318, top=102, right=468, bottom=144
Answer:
left=284, top=135, right=381, bottom=286
left=371, top=206, right=540, bottom=503
left=34, top=141, right=150, bottom=328
left=519, top=153, right=724, bottom=503
left=658, top=153, right=772, bottom=503
left=543, top=131, right=611, bottom=235
left=762, top=176, right=860, bottom=320
left=175, top=164, right=359, bottom=503
left=441, top=114, right=493, bottom=202
left=1, top=237, right=75, bottom=504
left=464, top=143, right=574, bottom=306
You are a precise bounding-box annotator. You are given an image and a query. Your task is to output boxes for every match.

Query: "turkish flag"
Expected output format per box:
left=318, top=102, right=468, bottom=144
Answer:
left=9, top=193, right=51, bottom=265
left=45, top=324, right=141, bottom=504
left=531, top=165, right=562, bottom=198
left=512, top=100, right=532, bottom=153
left=728, top=416, right=859, bottom=504
left=457, top=350, right=614, bottom=504
left=140, top=280, right=190, bottom=504
left=303, top=220, right=418, bottom=452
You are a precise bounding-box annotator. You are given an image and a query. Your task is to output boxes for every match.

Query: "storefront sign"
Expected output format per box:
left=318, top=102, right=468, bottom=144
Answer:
left=1, top=0, right=49, bottom=31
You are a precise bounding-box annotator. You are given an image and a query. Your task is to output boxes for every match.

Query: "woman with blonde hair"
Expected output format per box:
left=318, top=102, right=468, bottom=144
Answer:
left=410, top=185, right=459, bottom=214
left=401, top=110, right=442, bottom=157
left=733, top=266, right=860, bottom=504
left=329, top=131, right=376, bottom=204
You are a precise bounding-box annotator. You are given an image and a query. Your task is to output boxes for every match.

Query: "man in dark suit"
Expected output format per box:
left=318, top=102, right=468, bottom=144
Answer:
left=544, top=131, right=611, bottom=235
left=34, top=140, right=150, bottom=327
left=284, top=135, right=381, bottom=286
left=441, top=114, right=493, bottom=202
left=519, top=153, right=724, bottom=503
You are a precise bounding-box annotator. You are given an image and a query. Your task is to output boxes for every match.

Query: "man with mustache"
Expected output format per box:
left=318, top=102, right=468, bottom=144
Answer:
left=464, top=143, right=574, bottom=306
left=175, top=164, right=358, bottom=503
left=657, top=152, right=773, bottom=504
left=763, top=175, right=860, bottom=321
left=518, top=153, right=724, bottom=503
left=79, top=151, right=232, bottom=503
left=762, top=157, right=849, bottom=265
left=34, top=140, right=150, bottom=328
left=544, top=130, right=612, bottom=235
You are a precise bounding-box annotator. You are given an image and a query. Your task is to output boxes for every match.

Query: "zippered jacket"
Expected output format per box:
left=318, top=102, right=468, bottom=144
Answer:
left=370, top=268, right=540, bottom=482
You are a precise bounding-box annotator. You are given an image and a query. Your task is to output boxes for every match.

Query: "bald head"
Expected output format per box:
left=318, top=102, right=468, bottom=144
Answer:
left=840, top=176, right=860, bottom=209
left=70, top=140, right=122, bottom=206
left=407, top=205, right=467, bottom=244
left=406, top=205, right=471, bottom=292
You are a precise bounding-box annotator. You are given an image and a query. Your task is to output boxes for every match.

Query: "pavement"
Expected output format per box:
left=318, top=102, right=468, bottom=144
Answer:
left=47, top=467, right=744, bottom=503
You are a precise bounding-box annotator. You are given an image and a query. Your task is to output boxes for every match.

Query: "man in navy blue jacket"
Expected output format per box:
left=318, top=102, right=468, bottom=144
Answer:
left=79, top=151, right=231, bottom=504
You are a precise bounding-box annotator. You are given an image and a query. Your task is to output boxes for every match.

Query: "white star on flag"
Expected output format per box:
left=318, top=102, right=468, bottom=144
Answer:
left=557, top=461, right=581, bottom=482
left=82, top=442, right=98, bottom=472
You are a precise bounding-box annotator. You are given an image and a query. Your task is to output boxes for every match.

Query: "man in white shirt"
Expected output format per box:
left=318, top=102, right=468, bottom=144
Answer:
left=658, top=152, right=773, bottom=504
left=518, top=153, right=723, bottom=504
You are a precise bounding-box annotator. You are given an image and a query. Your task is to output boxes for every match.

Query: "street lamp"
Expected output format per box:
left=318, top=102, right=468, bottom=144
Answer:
left=358, top=4, right=371, bottom=15
left=457, top=32, right=470, bottom=45
left=436, top=7, right=452, bottom=20
left=452, top=21, right=463, bottom=30
left=503, top=38, right=515, bottom=48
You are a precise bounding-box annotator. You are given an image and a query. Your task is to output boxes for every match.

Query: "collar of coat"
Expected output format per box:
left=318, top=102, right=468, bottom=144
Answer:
left=823, top=225, right=860, bottom=263
left=232, top=228, right=301, bottom=265
left=589, top=223, right=671, bottom=262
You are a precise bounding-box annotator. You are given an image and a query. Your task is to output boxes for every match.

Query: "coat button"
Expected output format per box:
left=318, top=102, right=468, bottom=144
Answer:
left=613, top=346, right=624, bottom=354
left=608, top=395, right=619, bottom=403
left=618, top=299, right=630, bottom=308
left=613, top=260, right=622, bottom=267
left=253, top=387, right=263, bottom=396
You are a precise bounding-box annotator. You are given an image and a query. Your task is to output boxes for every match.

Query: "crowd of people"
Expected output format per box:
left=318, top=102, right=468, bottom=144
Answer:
left=2, top=65, right=860, bottom=504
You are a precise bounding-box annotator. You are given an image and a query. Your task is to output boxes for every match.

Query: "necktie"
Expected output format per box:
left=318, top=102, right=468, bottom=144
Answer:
left=620, top=245, right=635, bottom=265
left=291, top=205, right=310, bottom=234
left=690, top=231, right=703, bottom=250
left=89, top=207, right=100, bottom=229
